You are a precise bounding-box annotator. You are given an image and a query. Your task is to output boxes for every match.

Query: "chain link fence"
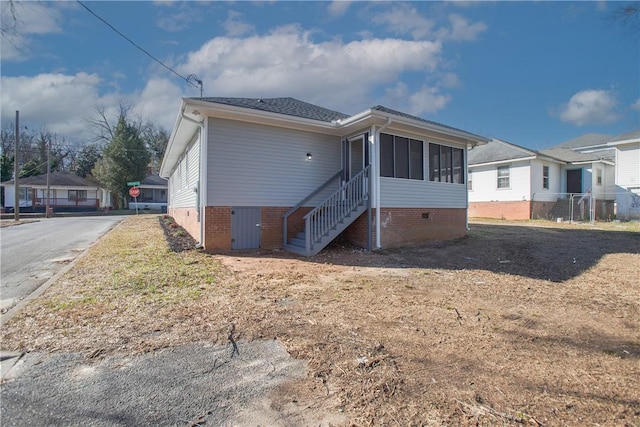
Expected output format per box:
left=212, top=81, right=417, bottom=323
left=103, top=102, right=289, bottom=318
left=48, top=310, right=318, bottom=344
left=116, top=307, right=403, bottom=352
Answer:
left=532, top=189, right=640, bottom=223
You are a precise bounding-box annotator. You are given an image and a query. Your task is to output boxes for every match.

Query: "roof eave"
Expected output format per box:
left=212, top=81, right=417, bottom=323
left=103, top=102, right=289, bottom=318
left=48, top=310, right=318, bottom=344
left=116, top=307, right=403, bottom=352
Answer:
left=469, top=155, right=538, bottom=168
left=338, top=108, right=488, bottom=146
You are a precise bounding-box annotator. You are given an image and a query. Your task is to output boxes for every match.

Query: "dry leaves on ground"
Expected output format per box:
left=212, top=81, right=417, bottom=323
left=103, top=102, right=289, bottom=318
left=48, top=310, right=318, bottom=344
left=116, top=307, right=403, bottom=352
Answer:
left=2, top=215, right=639, bottom=425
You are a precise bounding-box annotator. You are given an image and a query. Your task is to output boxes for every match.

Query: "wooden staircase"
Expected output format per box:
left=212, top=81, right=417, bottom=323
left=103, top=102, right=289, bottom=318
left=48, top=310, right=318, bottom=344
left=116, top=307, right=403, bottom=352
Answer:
left=283, top=166, right=370, bottom=257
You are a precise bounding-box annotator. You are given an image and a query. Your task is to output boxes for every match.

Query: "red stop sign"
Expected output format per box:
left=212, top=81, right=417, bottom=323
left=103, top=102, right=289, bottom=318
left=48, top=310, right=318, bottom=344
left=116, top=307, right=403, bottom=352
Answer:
left=129, top=186, right=140, bottom=198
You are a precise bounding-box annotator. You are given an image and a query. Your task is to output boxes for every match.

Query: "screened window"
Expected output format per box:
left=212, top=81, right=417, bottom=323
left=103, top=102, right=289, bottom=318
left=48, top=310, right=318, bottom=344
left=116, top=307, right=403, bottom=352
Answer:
left=596, top=168, right=602, bottom=185
left=18, top=188, right=30, bottom=200
left=542, top=165, right=549, bottom=189
left=468, top=172, right=473, bottom=191
left=380, top=133, right=423, bottom=180
left=497, top=166, right=510, bottom=189
left=68, top=190, right=87, bottom=201
left=428, top=143, right=464, bottom=184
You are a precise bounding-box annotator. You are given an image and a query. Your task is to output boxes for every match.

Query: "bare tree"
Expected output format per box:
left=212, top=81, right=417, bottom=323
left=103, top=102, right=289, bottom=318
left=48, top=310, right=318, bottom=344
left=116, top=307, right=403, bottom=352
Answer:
left=0, top=0, right=18, bottom=40
left=610, top=3, right=640, bottom=33
left=85, top=102, right=133, bottom=143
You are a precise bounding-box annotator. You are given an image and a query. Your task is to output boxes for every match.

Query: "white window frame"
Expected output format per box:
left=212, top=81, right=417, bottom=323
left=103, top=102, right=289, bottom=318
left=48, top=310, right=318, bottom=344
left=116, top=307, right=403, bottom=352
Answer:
left=497, top=165, right=510, bottom=189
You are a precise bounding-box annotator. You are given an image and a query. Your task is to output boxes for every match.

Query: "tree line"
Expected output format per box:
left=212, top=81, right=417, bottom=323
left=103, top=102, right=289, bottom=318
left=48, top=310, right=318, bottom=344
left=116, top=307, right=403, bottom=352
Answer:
left=0, top=105, right=169, bottom=209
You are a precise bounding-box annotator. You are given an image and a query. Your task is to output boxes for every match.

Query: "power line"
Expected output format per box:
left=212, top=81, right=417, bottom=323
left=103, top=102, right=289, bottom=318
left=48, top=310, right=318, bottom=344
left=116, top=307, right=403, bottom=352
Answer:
left=75, top=0, right=202, bottom=95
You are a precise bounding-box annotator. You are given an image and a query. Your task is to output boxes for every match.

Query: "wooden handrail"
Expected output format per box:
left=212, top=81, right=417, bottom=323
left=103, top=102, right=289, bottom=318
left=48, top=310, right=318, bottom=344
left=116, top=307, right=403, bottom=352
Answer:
left=283, top=169, right=343, bottom=246
left=304, top=166, right=369, bottom=220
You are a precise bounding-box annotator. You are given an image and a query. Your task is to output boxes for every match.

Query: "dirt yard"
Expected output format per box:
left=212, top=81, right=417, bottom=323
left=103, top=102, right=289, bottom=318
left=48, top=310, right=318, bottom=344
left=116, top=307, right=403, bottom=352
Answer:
left=2, top=216, right=639, bottom=425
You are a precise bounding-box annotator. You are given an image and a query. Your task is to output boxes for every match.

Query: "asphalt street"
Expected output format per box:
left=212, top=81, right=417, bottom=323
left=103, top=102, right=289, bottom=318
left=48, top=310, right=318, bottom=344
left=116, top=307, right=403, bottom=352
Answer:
left=0, top=216, right=124, bottom=314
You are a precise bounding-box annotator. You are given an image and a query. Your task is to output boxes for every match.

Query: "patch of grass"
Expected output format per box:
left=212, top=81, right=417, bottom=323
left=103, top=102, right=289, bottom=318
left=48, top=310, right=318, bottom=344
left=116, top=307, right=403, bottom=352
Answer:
left=48, top=296, right=98, bottom=311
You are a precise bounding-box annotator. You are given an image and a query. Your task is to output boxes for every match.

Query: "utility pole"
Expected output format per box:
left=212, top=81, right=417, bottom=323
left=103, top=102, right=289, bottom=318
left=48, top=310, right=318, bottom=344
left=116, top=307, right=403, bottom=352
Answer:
left=46, top=135, right=51, bottom=217
left=13, top=110, right=19, bottom=221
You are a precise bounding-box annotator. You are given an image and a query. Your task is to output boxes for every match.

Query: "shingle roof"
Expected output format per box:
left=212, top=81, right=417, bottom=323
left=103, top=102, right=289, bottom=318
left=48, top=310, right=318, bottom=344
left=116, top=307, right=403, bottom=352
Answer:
left=371, top=105, right=487, bottom=141
left=467, top=138, right=536, bottom=165
left=1, top=171, right=98, bottom=187
left=611, top=130, right=640, bottom=142
left=196, top=97, right=350, bottom=123
left=539, top=147, right=615, bottom=163
left=551, top=133, right=613, bottom=149
left=141, top=174, right=168, bottom=186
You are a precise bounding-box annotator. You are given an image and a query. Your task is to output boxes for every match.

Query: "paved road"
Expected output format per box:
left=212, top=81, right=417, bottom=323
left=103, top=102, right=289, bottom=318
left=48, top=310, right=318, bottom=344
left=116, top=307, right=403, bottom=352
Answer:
left=0, top=216, right=124, bottom=313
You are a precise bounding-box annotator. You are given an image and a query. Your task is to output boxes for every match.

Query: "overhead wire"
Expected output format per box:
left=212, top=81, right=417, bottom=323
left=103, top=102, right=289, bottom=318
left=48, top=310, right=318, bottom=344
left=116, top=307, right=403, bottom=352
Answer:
left=75, top=0, right=202, bottom=92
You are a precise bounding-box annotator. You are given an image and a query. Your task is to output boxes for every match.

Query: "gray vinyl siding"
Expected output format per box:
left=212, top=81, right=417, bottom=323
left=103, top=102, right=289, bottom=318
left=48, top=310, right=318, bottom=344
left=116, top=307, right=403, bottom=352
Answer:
left=207, top=118, right=341, bottom=206
left=169, top=134, right=200, bottom=208
left=380, top=178, right=467, bottom=208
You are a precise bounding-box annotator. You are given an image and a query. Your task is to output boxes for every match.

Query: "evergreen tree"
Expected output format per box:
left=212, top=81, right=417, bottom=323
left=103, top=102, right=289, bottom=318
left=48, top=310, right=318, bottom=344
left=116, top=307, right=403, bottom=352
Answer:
left=71, top=144, right=102, bottom=178
left=93, top=115, right=150, bottom=209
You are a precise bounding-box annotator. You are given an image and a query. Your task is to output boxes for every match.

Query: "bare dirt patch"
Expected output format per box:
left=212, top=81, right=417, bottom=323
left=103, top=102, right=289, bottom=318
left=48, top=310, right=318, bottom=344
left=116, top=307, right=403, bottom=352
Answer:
left=2, top=216, right=639, bottom=425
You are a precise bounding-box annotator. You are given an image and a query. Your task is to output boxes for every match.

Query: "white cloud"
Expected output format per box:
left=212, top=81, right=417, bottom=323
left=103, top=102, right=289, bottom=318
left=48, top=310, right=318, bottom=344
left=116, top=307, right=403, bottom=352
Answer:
left=439, top=13, right=487, bottom=41
left=1, top=2, right=63, bottom=61
left=131, top=78, right=183, bottom=131
left=440, top=72, right=461, bottom=89
left=385, top=82, right=451, bottom=115
left=155, top=4, right=202, bottom=32
left=177, top=26, right=443, bottom=114
left=1, top=73, right=104, bottom=138
left=371, top=6, right=486, bottom=42
left=372, top=4, right=435, bottom=40
left=557, top=89, right=619, bottom=126
left=0, top=72, right=183, bottom=141
left=327, top=1, right=352, bottom=17
left=631, top=98, right=640, bottom=111
left=222, top=11, right=255, bottom=37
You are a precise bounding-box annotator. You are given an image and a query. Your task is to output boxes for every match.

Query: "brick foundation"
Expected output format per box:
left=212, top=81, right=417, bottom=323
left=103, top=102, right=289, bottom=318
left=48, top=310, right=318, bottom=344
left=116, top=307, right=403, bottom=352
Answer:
left=377, top=208, right=467, bottom=247
left=173, top=205, right=468, bottom=253
left=168, top=207, right=200, bottom=243
left=468, top=201, right=531, bottom=220
left=203, top=206, right=232, bottom=251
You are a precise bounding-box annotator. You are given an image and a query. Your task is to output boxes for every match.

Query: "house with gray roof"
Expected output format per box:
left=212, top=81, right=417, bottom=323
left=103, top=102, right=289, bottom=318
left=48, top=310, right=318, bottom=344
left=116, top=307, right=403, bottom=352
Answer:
left=128, top=174, right=168, bottom=212
left=159, top=97, right=488, bottom=256
left=467, top=139, right=565, bottom=220
left=468, top=130, right=638, bottom=222
left=544, top=130, right=640, bottom=220
left=1, top=171, right=106, bottom=213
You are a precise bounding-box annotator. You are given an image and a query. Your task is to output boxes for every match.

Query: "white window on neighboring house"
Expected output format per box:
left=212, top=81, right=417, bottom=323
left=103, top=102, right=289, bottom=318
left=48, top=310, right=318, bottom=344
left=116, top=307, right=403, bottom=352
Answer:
left=497, top=166, right=510, bottom=189
left=467, top=171, right=473, bottom=191
left=543, top=165, right=549, bottom=189
left=18, top=187, right=31, bottom=200
left=596, top=168, right=602, bottom=185
left=68, top=190, right=87, bottom=201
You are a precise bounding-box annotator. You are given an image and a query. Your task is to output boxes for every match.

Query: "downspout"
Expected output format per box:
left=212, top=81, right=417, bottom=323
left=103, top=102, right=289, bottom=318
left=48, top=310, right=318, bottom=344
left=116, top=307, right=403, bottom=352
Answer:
left=465, top=146, right=470, bottom=230
left=373, top=118, right=392, bottom=250
left=180, top=110, right=206, bottom=248
left=197, top=118, right=207, bottom=248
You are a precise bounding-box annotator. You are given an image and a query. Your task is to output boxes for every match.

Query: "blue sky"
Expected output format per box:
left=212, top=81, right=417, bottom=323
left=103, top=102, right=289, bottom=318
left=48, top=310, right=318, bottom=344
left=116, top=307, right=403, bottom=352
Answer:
left=1, top=1, right=638, bottom=149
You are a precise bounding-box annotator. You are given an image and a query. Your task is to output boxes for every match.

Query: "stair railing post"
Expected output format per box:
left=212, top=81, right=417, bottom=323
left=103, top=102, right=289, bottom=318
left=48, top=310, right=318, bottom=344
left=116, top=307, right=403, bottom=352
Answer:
left=305, top=216, right=311, bottom=255
left=283, top=216, right=288, bottom=247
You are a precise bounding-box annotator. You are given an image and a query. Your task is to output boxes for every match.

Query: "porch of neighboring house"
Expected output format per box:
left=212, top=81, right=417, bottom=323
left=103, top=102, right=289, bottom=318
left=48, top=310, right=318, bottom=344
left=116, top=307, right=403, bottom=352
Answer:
left=128, top=175, right=168, bottom=211
left=16, top=187, right=99, bottom=213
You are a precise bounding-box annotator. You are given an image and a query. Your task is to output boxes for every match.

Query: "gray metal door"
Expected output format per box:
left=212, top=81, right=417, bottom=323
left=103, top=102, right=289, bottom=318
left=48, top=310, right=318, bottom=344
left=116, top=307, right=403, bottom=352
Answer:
left=231, top=207, right=261, bottom=249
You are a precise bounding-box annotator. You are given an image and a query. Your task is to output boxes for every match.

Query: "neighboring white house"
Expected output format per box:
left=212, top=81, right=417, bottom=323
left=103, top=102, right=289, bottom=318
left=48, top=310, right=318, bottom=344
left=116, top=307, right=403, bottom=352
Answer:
left=159, top=97, right=488, bottom=256
left=467, top=132, right=636, bottom=221
left=551, top=130, right=640, bottom=220
left=1, top=171, right=104, bottom=213
left=128, top=174, right=168, bottom=211
left=467, top=139, right=564, bottom=220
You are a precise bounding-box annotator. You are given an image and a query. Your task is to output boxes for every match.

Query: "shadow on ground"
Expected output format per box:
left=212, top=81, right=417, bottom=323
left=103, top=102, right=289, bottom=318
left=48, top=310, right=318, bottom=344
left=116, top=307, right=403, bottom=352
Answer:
left=224, top=224, right=640, bottom=283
